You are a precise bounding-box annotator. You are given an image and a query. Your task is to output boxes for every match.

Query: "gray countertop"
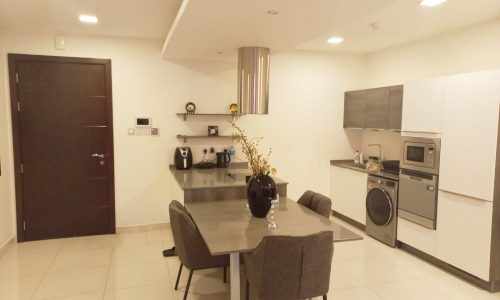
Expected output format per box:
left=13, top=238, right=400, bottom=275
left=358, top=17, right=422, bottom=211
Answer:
left=185, top=198, right=363, bottom=255
left=170, top=163, right=288, bottom=190
left=331, top=159, right=399, bottom=181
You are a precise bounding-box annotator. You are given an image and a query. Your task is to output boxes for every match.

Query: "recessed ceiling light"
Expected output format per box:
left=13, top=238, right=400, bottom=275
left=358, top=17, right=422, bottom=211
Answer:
left=419, top=0, right=447, bottom=7
left=267, top=10, right=279, bottom=15
left=79, top=15, right=98, bottom=24
left=327, top=36, right=344, bottom=45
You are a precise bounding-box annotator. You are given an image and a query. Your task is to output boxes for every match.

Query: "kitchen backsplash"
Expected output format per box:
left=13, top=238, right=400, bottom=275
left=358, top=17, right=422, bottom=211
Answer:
left=359, top=130, right=401, bottom=161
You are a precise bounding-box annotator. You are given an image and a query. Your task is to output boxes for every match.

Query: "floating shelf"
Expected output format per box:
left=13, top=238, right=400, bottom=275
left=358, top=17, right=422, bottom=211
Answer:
left=176, top=135, right=234, bottom=143
left=176, top=113, right=240, bottom=121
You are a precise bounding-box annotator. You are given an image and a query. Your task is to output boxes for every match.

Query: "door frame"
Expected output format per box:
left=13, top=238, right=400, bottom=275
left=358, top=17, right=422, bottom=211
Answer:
left=7, top=54, right=116, bottom=242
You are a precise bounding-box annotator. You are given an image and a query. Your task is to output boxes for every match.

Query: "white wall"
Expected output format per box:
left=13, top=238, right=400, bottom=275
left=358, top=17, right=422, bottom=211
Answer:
left=0, top=35, right=16, bottom=249
left=366, top=18, right=500, bottom=87
left=0, top=30, right=365, bottom=228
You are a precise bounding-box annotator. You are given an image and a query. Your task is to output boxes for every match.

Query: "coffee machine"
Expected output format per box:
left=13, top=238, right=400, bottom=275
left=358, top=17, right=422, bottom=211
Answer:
left=216, top=151, right=231, bottom=168
left=174, top=147, right=193, bottom=170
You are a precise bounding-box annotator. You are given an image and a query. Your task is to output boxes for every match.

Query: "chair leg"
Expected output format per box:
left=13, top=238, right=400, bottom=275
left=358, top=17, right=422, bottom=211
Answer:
left=246, top=279, right=249, bottom=300
left=223, top=266, right=227, bottom=283
left=183, top=269, right=194, bottom=300
left=175, top=263, right=183, bottom=290
left=323, top=295, right=327, bottom=300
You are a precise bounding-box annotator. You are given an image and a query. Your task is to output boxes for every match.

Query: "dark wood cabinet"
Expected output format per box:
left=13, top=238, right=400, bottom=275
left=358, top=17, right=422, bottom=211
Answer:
left=388, top=85, right=403, bottom=130
left=366, top=87, right=390, bottom=129
left=343, top=90, right=366, bottom=128
left=343, top=85, right=403, bottom=130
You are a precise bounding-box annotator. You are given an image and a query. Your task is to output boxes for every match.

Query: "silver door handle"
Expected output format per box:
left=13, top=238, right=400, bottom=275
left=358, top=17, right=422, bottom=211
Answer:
left=91, top=153, right=105, bottom=159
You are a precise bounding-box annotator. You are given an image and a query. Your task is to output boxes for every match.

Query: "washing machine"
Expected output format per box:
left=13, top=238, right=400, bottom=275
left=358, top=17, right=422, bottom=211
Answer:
left=365, top=174, right=399, bottom=247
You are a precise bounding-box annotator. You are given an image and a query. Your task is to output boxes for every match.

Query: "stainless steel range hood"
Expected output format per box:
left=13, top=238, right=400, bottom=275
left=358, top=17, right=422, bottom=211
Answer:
left=237, top=47, right=270, bottom=114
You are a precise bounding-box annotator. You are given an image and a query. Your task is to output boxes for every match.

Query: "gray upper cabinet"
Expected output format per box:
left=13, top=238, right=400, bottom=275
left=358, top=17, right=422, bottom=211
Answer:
left=366, top=87, right=390, bottom=129
left=343, top=90, right=366, bottom=128
left=388, top=85, right=403, bottom=130
left=343, top=85, right=403, bottom=130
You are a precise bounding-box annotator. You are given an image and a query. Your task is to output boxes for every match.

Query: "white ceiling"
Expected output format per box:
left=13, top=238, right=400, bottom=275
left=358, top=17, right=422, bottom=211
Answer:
left=0, top=0, right=181, bottom=39
left=1, top=0, right=499, bottom=59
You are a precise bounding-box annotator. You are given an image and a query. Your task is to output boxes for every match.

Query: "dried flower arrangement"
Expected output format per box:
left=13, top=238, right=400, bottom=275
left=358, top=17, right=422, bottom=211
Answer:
left=231, top=121, right=277, bottom=176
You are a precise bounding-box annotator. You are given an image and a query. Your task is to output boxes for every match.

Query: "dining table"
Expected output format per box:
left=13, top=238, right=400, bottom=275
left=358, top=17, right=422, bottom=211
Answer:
left=184, top=197, right=363, bottom=300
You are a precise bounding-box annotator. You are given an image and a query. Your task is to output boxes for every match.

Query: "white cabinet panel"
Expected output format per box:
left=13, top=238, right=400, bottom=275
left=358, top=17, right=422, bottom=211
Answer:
left=330, top=165, right=367, bottom=225
left=436, top=191, right=493, bottom=281
left=346, top=170, right=368, bottom=225
left=397, top=217, right=436, bottom=256
left=402, top=77, right=446, bottom=133
left=330, top=166, right=348, bottom=216
left=440, top=70, right=500, bottom=201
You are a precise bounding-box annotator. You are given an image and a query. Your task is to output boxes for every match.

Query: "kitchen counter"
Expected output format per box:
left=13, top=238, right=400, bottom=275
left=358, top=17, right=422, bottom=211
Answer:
left=169, top=162, right=288, bottom=203
left=170, top=163, right=288, bottom=190
left=330, top=160, right=399, bottom=181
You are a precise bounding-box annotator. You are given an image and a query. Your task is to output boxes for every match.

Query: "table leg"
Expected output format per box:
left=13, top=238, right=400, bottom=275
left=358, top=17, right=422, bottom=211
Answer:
left=229, top=252, right=240, bottom=300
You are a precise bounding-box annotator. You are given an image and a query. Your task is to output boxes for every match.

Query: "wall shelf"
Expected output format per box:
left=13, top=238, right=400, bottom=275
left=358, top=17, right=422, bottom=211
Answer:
left=176, top=113, right=240, bottom=121
left=176, top=134, right=234, bottom=143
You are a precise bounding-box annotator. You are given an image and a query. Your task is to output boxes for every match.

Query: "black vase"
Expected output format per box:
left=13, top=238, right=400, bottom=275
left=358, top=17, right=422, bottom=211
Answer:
left=247, top=174, right=277, bottom=218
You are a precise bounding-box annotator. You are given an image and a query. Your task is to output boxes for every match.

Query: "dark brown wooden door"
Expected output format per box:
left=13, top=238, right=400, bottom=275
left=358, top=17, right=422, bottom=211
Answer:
left=8, top=54, right=115, bottom=242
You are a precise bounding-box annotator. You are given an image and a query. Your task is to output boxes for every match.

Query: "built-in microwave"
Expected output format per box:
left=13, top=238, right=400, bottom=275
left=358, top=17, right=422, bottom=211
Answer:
left=401, top=136, right=440, bottom=175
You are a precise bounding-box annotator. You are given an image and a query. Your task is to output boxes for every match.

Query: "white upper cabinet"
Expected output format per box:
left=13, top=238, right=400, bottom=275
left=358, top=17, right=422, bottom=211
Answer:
left=402, top=77, right=446, bottom=133
left=439, top=69, right=500, bottom=201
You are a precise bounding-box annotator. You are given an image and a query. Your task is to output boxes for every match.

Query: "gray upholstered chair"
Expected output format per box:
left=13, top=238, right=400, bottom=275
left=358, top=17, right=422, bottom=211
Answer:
left=297, top=190, right=332, bottom=218
left=169, top=200, right=229, bottom=300
left=243, top=231, right=334, bottom=300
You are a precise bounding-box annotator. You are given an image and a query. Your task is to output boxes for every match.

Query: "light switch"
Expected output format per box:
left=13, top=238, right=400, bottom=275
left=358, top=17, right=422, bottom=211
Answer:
left=151, top=128, right=159, bottom=136
left=127, top=128, right=135, bottom=135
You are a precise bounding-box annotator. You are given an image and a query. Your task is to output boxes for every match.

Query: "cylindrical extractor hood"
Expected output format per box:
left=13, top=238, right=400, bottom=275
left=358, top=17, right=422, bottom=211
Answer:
left=237, top=47, right=270, bottom=114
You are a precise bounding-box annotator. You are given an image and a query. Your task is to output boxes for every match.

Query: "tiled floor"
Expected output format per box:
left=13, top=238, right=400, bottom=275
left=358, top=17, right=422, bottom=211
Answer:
left=0, top=219, right=499, bottom=300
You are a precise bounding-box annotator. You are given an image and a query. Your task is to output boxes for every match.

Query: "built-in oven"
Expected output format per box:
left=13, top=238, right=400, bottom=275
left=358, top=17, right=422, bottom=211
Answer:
left=401, top=136, right=441, bottom=175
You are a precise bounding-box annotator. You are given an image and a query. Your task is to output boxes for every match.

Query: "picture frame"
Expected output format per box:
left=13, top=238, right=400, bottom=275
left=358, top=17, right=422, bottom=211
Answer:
left=208, top=125, right=219, bottom=136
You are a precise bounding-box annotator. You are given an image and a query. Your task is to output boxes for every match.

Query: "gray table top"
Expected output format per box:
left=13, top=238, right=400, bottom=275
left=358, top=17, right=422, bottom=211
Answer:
left=185, top=197, right=363, bottom=255
left=170, top=164, right=288, bottom=190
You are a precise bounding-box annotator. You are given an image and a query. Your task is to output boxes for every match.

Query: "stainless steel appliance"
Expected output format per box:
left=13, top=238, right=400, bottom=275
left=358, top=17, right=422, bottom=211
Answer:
left=401, top=136, right=440, bottom=175
left=366, top=175, right=399, bottom=247
left=174, top=147, right=193, bottom=170
left=398, top=169, right=438, bottom=229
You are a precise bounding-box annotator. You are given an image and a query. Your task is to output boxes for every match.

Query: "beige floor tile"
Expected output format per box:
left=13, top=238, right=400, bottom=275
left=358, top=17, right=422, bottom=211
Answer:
left=49, top=248, right=112, bottom=273
left=104, top=284, right=175, bottom=300
left=328, top=286, right=385, bottom=300
left=146, top=230, right=164, bottom=244
left=33, top=267, right=107, bottom=300
left=46, top=293, right=104, bottom=300
left=336, top=256, right=421, bottom=285
left=369, top=278, right=452, bottom=300
left=0, top=274, right=44, bottom=300
left=2, top=239, right=63, bottom=258
left=0, top=254, right=57, bottom=278
left=113, top=232, right=148, bottom=247
left=110, top=243, right=165, bottom=265
left=422, top=274, right=500, bottom=300
left=331, top=264, right=363, bottom=290
left=106, top=261, right=171, bottom=290
left=60, top=235, right=115, bottom=252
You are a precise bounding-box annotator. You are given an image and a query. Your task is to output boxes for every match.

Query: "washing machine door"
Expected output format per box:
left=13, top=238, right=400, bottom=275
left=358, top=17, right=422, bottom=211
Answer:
left=366, top=188, right=394, bottom=227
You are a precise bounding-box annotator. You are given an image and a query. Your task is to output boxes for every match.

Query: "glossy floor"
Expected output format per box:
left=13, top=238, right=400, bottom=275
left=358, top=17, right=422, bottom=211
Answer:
left=0, top=218, right=499, bottom=300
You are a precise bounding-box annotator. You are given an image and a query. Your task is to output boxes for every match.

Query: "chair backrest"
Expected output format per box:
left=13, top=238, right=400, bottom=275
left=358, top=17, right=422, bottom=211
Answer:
left=251, top=231, right=334, bottom=300
left=297, top=191, right=332, bottom=218
left=169, top=200, right=214, bottom=269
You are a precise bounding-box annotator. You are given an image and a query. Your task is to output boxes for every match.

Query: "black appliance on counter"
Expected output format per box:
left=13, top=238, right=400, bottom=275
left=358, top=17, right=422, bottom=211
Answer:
left=174, top=147, right=193, bottom=170
left=216, top=151, right=230, bottom=168
left=381, top=160, right=400, bottom=175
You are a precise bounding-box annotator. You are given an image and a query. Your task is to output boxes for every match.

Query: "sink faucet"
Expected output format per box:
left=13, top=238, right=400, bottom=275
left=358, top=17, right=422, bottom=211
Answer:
left=368, top=144, right=382, bottom=162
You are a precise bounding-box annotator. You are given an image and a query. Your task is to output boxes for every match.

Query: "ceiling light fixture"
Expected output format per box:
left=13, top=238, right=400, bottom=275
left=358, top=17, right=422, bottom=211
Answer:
left=419, top=0, right=447, bottom=7
left=267, top=10, right=279, bottom=15
left=327, top=36, right=344, bottom=45
left=79, top=15, right=98, bottom=23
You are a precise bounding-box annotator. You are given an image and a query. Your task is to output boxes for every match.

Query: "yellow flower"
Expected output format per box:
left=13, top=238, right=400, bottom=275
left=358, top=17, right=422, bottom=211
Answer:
left=271, top=168, right=277, bottom=175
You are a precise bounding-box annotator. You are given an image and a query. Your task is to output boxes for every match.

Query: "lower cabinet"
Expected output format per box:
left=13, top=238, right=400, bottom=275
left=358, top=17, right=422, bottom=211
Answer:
left=330, top=165, right=367, bottom=225
left=397, top=217, right=436, bottom=256
left=436, top=190, right=493, bottom=281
